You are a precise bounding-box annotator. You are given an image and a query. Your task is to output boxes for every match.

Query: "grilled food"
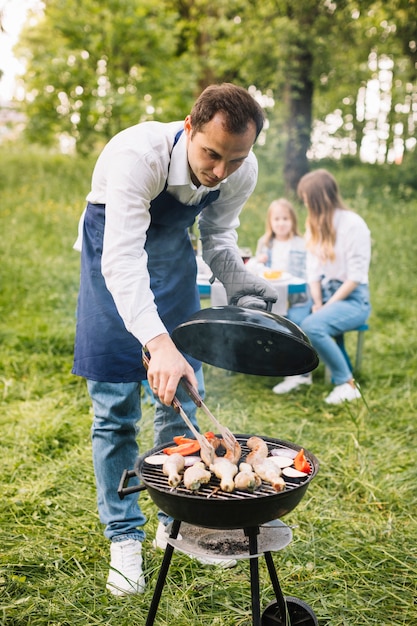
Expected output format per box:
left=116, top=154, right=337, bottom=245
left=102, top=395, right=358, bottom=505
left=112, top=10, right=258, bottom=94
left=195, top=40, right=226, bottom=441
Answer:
left=223, top=438, right=242, bottom=465
left=250, top=457, right=285, bottom=492
left=246, top=436, right=269, bottom=465
left=234, top=462, right=262, bottom=492
left=210, top=457, right=238, bottom=493
left=162, top=453, right=185, bottom=488
left=183, top=462, right=212, bottom=491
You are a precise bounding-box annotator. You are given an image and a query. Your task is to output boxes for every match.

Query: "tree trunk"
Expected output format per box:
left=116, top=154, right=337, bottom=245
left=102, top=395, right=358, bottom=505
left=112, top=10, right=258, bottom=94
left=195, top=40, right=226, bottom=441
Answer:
left=283, top=48, right=314, bottom=192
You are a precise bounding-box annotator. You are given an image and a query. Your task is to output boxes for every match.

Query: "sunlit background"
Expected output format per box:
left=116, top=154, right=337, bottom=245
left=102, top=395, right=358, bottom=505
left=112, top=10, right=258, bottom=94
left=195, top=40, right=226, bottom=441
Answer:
left=1, top=0, right=416, bottom=165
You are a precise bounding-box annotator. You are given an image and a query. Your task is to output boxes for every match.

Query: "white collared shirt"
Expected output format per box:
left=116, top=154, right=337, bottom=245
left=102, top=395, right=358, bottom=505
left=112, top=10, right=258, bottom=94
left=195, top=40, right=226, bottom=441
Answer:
left=75, top=120, right=258, bottom=346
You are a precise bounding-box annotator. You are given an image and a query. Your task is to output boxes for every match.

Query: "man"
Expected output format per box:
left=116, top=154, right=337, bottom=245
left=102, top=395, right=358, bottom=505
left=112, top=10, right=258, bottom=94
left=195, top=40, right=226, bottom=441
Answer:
left=72, top=83, right=277, bottom=596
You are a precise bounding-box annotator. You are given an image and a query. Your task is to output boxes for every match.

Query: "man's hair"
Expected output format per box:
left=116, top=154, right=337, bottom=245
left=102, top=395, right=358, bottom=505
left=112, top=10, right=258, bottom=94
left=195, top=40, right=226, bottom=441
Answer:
left=190, top=83, right=265, bottom=140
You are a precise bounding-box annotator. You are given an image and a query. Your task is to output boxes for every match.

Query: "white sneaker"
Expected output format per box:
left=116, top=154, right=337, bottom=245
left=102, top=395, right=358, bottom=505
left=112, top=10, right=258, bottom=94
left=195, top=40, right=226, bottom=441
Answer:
left=325, top=382, right=361, bottom=405
left=106, top=539, right=145, bottom=596
left=272, top=374, right=312, bottom=394
left=153, top=522, right=237, bottom=569
left=152, top=521, right=183, bottom=550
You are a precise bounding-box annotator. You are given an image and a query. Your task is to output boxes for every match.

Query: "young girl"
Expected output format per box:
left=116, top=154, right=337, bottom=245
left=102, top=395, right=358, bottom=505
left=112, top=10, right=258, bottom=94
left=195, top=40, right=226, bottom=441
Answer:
left=250, top=199, right=312, bottom=394
left=275, top=169, right=371, bottom=404
left=249, top=198, right=311, bottom=326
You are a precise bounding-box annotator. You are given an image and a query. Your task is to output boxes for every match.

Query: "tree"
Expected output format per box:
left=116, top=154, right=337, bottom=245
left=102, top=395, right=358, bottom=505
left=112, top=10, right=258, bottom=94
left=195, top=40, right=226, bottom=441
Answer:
left=229, top=0, right=417, bottom=185
left=14, top=0, right=417, bottom=181
left=165, top=0, right=381, bottom=188
left=16, top=0, right=200, bottom=152
left=216, top=0, right=379, bottom=189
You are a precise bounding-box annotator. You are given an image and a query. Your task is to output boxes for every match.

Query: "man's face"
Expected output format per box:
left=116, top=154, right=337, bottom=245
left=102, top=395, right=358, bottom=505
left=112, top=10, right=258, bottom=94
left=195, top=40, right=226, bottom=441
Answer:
left=184, top=113, right=257, bottom=188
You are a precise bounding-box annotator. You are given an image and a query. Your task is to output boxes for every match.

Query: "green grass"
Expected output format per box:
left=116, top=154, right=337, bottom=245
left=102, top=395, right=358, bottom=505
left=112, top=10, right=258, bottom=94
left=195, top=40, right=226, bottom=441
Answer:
left=1, top=145, right=416, bottom=625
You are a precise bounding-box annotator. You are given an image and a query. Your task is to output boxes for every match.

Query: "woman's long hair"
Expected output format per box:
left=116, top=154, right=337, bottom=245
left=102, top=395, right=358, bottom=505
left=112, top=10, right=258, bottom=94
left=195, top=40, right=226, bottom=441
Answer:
left=260, top=198, right=300, bottom=249
left=297, top=169, right=348, bottom=262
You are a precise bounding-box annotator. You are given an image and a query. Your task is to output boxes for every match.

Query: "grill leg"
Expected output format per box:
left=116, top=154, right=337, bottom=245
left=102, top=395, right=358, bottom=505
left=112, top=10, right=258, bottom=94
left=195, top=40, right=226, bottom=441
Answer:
left=245, top=527, right=262, bottom=626
left=264, top=551, right=289, bottom=625
left=145, top=519, right=182, bottom=626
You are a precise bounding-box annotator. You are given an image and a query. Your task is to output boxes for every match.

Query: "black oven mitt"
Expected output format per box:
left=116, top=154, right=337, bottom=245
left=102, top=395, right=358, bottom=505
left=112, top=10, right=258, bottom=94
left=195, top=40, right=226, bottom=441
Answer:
left=209, top=248, right=277, bottom=311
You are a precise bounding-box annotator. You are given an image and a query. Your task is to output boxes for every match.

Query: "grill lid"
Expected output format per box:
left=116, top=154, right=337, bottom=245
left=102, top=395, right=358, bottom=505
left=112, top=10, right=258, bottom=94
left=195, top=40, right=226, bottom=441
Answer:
left=171, top=306, right=319, bottom=376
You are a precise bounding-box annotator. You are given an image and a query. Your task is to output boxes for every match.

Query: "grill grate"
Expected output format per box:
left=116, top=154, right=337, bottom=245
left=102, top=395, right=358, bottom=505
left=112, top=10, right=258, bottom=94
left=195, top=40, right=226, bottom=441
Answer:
left=141, top=436, right=312, bottom=501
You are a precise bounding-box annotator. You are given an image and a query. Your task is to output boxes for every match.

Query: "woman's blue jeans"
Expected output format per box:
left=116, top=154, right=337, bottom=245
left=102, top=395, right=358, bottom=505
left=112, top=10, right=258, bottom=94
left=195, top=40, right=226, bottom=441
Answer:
left=300, top=284, right=371, bottom=385
left=287, top=299, right=313, bottom=327
left=87, top=367, right=204, bottom=542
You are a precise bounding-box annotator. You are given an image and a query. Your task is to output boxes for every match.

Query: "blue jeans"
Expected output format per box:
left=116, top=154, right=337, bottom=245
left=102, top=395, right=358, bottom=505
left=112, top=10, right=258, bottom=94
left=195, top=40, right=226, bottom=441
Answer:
left=300, top=284, right=371, bottom=385
left=87, top=367, right=204, bottom=541
left=287, top=299, right=312, bottom=327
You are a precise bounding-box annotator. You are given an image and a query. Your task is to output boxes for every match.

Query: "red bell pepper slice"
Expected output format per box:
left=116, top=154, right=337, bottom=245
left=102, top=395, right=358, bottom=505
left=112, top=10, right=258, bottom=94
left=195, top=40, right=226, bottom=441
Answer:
left=172, top=435, right=196, bottom=446
left=294, top=448, right=310, bottom=474
left=163, top=440, right=201, bottom=456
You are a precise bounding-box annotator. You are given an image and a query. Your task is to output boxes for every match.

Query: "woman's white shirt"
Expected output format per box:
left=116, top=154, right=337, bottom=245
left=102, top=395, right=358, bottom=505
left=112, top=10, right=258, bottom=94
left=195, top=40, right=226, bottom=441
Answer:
left=306, top=208, right=371, bottom=285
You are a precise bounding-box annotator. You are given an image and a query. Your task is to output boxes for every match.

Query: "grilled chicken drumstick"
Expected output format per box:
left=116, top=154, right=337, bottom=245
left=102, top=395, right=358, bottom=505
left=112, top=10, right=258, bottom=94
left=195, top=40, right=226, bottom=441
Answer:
left=246, top=436, right=269, bottom=464
left=250, top=458, right=286, bottom=492
left=223, top=439, right=242, bottom=465
left=162, top=453, right=185, bottom=488
left=234, top=462, right=262, bottom=492
left=245, top=436, right=285, bottom=491
left=183, top=462, right=212, bottom=491
left=210, top=457, right=238, bottom=493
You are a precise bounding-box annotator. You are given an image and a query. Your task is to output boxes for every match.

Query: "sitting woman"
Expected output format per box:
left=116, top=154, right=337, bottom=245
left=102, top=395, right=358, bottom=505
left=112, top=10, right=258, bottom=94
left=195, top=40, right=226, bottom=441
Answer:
left=273, top=169, right=371, bottom=404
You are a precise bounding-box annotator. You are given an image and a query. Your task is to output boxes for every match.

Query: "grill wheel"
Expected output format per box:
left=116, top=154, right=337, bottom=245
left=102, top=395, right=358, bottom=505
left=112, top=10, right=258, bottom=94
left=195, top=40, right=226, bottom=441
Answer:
left=262, top=597, right=319, bottom=625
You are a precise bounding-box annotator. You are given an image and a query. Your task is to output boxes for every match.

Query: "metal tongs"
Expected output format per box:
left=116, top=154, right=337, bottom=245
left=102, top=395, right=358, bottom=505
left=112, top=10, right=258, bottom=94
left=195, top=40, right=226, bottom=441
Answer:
left=142, top=351, right=215, bottom=466
left=179, top=378, right=239, bottom=453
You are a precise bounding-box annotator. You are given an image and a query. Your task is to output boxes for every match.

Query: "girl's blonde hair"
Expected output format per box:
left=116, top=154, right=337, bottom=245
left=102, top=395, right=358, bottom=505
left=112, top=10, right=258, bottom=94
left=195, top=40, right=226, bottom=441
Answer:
left=261, top=198, right=300, bottom=248
left=297, top=169, right=348, bottom=262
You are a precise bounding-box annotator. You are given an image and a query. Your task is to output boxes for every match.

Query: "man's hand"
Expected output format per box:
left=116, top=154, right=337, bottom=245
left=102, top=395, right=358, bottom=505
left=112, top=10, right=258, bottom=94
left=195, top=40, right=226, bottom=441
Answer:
left=209, top=248, right=277, bottom=310
left=145, top=333, right=197, bottom=406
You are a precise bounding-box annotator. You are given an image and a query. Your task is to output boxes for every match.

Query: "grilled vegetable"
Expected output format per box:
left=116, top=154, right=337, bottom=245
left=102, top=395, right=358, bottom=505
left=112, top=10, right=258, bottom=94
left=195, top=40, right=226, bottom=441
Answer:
left=282, top=466, right=308, bottom=478
left=173, top=435, right=197, bottom=446
left=293, top=448, right=310, bottom=474
left=163, top=440, right=201, bottom=456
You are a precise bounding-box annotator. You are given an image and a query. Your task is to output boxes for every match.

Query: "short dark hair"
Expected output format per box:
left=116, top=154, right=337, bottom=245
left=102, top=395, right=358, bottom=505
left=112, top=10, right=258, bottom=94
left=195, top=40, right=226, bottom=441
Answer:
left=190, top=83, right=265, bottom=140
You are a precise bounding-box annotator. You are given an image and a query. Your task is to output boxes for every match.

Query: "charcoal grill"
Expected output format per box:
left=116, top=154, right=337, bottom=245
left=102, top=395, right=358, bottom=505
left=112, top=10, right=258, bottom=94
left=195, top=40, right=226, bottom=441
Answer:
left=119, top=305, right=320, bottom=624
left=119, top=435, right=319, bottom=625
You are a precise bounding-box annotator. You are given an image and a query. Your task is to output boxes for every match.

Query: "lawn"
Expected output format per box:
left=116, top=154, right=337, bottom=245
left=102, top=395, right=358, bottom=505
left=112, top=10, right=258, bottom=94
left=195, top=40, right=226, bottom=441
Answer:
left=0, top=145, right=416, bottom=625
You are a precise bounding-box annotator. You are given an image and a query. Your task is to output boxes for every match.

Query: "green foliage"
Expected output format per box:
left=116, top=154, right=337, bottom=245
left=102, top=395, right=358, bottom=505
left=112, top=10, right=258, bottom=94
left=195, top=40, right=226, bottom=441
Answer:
left=14, top=0, right=417, bottom=160
left=1, top=147, right=417, bottom=624
left=7, top=0, right=415, bottom=203
left=16, top=0, right=200, bottom=151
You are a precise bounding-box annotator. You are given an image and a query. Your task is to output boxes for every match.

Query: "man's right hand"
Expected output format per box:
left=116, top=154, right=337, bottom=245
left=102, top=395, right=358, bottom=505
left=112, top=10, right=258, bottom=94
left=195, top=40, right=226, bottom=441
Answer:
left=145, top=333, right=198, bottom=406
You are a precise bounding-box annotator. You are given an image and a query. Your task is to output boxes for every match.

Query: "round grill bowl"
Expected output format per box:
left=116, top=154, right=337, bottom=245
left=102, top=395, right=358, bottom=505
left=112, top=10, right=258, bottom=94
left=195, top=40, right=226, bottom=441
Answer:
left=134, top=435, right=319, bottom=530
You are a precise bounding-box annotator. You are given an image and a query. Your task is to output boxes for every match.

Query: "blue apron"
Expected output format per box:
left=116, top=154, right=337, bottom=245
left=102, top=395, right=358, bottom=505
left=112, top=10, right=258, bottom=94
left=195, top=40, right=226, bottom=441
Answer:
left=72, top=134, right=220, bottom=382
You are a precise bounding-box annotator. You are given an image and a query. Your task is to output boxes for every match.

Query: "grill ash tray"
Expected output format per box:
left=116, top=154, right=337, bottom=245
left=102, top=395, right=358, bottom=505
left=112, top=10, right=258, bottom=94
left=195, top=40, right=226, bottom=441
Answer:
left=165, top=519, right=292, bottom=560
